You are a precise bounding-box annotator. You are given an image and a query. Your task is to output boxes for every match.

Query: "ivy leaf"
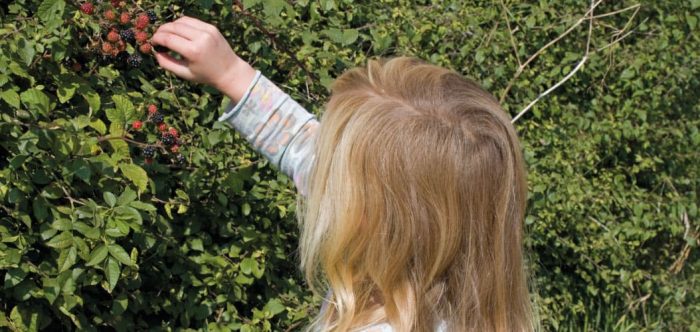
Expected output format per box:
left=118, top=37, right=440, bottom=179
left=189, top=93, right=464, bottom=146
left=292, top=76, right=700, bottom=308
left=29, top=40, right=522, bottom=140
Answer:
left=105, top=257, right=120, bottom=293
left=108, top=244, right=134, bottom=266
left=85, top=244, right=109, bottom=266
left=119, top=163, right=148, bottom=193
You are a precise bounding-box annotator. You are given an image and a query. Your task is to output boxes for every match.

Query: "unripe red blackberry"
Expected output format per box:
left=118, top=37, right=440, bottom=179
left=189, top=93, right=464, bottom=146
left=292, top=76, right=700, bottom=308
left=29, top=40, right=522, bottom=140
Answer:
left=147, top=104, right=158, bottom=114
left=107, top=30, right=120, bottom=42
left=101, top=42, right=113, bottom=54
left=104, top=9, right=116, bottom=21
left=127, top=53, right=142, bottom=67
left=132, top=120, right=143, bottom=130
left=135, top=14, right=149, bottom=30
left=120, top=12, right=130, bottom=25
left=139, top=43, right=152, bottom=54
left=135, top=30, right=149, bottom=44
left=168, top=127, right=178, bottom=137
left=80, top=2, right=94, bottom=15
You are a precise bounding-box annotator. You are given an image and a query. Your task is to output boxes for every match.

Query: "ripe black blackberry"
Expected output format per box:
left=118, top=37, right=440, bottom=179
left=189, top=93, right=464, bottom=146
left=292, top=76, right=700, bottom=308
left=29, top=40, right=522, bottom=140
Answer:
left=127, top=54, right=142, bottom=67
left=120, top=28, right=135, bottom=44
left=150, top=112, right=164, bottom=124
left=161, top=133, right=175, bottom=146
left=147, top=10, right=157, bottom=23
left=142, top=146, right=156, bottom=158
left=174, top=154, right=186, bottom=165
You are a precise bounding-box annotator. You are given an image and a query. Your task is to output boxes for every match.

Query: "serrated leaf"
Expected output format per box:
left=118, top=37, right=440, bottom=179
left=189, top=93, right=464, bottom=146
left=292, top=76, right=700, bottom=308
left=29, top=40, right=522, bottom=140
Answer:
left=85, top=244, right=108, bottom=266
left=37, top=0, right=66, bottom=23
left=119, top=163, right=148, bottom=193
left=108, top=244, right=134, bottom=266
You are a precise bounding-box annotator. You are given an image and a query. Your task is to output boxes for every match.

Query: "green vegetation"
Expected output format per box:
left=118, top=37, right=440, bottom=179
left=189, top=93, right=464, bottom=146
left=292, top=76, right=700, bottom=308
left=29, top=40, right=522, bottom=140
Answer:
left=0, top=0, right=697, bottom=330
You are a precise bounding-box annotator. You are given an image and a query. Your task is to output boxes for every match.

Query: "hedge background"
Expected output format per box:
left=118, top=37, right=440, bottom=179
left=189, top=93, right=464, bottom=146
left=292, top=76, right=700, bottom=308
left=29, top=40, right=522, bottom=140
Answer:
left=0, top=0, right=698, bottom=331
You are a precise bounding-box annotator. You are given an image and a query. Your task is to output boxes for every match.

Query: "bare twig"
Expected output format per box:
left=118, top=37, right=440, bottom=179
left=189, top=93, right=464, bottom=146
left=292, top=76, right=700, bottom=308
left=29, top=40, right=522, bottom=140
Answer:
left=500, top=0, right=603, bottom=104
left=511, top=0, right=597, bottom=123
left=500, top=1, right=522, bottom=68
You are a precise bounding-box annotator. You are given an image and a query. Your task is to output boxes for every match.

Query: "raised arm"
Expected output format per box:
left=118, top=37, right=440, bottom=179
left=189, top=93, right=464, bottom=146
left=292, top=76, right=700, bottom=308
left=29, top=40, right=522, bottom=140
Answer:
left=151, top=15, right=318, bottom=195
left=218, top=71, right=319, bottom=196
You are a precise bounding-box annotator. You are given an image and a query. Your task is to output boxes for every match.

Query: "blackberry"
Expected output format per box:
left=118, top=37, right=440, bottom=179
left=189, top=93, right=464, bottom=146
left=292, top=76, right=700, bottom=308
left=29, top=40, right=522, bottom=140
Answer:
left=127, top=54, right=142, bottom=67
left=142, top=146, right=156, bottom=158
left=147, top=10, right=157, bottom=23
left=150, top=112, right=164, bottom=124
left=161, top=133, right=175, bottom=146
left=120, top=28, right=135, bottom=44
left=174, top=154, right=186, bottom=165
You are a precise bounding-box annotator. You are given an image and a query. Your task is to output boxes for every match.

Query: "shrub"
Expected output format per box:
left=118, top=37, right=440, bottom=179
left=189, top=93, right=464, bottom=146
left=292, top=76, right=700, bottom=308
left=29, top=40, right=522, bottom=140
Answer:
left=0, top=0, right=697, bottom=330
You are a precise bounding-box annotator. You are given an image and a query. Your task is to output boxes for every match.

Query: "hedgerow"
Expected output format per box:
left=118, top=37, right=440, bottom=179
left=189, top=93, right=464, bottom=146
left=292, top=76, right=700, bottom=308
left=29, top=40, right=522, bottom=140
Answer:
left=0, top=0, right=697, bottom=331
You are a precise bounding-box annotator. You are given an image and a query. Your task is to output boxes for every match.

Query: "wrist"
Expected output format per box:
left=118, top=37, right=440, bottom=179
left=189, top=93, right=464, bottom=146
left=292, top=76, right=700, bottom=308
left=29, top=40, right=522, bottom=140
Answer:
left=214, top=56, right=257, bottom=104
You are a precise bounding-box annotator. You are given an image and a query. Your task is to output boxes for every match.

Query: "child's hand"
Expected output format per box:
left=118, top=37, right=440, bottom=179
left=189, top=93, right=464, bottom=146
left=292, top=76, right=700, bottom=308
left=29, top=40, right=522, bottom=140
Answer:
left=151, top=16, right=256, bottom=102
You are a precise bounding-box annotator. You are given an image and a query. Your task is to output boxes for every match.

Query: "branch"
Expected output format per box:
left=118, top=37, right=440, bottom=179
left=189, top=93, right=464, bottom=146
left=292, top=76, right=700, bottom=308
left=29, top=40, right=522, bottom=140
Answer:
left=510, top=0, right=597, bottom=123
left=500, top=0, right=604, bottom=104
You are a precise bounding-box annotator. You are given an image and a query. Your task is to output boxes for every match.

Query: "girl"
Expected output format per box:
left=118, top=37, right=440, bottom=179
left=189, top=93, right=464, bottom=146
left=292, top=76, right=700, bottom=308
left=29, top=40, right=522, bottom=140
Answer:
left=152, top=16, right=535, bottom=332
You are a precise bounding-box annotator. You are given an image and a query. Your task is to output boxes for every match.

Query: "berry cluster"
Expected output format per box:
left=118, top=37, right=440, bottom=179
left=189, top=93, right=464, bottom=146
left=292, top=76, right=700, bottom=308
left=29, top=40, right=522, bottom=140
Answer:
left=129, top=104, right=187, bottom=166
left=78, top=1, right=159, bottom=68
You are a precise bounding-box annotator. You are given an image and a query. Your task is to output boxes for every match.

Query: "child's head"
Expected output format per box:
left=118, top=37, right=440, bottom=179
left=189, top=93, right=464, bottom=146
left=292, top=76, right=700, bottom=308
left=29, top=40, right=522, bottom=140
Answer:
left=300, top=56, right=533, bottom=331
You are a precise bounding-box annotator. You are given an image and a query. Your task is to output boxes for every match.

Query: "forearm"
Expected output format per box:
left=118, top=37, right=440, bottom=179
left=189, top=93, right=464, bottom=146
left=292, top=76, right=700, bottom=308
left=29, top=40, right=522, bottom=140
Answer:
left=213, top=57, right=258, bottom=104
left=218, top=71, right=319, bottom=196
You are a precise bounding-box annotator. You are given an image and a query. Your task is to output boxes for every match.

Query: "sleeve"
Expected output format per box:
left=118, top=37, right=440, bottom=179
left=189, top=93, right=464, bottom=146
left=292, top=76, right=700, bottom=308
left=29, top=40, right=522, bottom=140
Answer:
left=217, top=70, right=319, bottom=196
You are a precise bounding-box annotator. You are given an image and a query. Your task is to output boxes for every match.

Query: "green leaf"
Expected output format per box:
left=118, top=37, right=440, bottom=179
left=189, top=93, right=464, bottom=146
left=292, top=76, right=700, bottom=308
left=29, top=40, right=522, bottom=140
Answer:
left=342, top=29, right=359, bottom=45
left=20, top=88, right=50, bottom=116
left=3, top=268, right=27, bottom=288
left=129, top=201, right=156, bottom=211
left=85, top=244, right=109, bottom=266
left=116, top=187, right=137, bottom=206
left=263, top=298, right=286, bottom=316
left=1, top=90, right=20, bottom=109
left=105, top=257, right=120, bottom=293
left=46, top=231, right=73, bottom=249
left=103, top=192, right=116, bottom=208
left=119, top=163, right=148, bottom=193
left=57, top=246, right=77, bottom=272
left=37, top=0, right=66, bottom=23
left=108, top=244, right=134, bottom=266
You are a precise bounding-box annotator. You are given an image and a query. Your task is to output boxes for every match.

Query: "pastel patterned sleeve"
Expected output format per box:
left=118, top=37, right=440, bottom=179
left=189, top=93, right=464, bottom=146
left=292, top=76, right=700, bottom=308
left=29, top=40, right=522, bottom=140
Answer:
left=217, top=70, right=319, bottom=196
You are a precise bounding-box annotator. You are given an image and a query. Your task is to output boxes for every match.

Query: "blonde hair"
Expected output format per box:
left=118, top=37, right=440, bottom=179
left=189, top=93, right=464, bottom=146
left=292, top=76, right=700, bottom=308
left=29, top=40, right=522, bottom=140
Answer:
left=298, top=56, right=534, bottom=331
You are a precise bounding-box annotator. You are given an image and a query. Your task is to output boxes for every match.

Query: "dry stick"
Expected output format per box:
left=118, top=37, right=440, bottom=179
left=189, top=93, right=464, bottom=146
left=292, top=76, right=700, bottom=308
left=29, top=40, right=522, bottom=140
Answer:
left=499, top=0, right=604, bottom=104
left=510, top=0, right=597, bottom=123
left=500, top=0, right=522, bottom=68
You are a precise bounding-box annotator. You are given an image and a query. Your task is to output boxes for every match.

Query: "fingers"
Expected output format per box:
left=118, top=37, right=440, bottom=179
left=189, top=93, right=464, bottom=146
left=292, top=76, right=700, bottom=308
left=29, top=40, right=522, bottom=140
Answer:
left=153, top=51, right=193, bottom=80
left=150, top=30, right=195, bottom=59
left=154, top=21, right=203, bottom=41
left=175, top=16, right=219, bottom=34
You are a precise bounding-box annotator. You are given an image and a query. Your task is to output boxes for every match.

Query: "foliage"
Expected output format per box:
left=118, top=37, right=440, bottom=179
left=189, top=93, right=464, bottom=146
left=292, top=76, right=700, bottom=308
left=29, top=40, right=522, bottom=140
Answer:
left=0, top=0, right=698, bottom=331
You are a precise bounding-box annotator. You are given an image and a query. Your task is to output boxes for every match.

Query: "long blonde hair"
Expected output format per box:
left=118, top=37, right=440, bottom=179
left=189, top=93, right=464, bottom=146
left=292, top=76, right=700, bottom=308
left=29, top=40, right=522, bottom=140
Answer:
left=298, top=56, right=534, bottom=331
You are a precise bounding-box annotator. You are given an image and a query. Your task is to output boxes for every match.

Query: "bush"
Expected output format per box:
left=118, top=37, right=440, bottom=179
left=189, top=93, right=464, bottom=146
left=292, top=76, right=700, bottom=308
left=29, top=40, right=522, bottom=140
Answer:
left=0, top=0, right=697, bottom=330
